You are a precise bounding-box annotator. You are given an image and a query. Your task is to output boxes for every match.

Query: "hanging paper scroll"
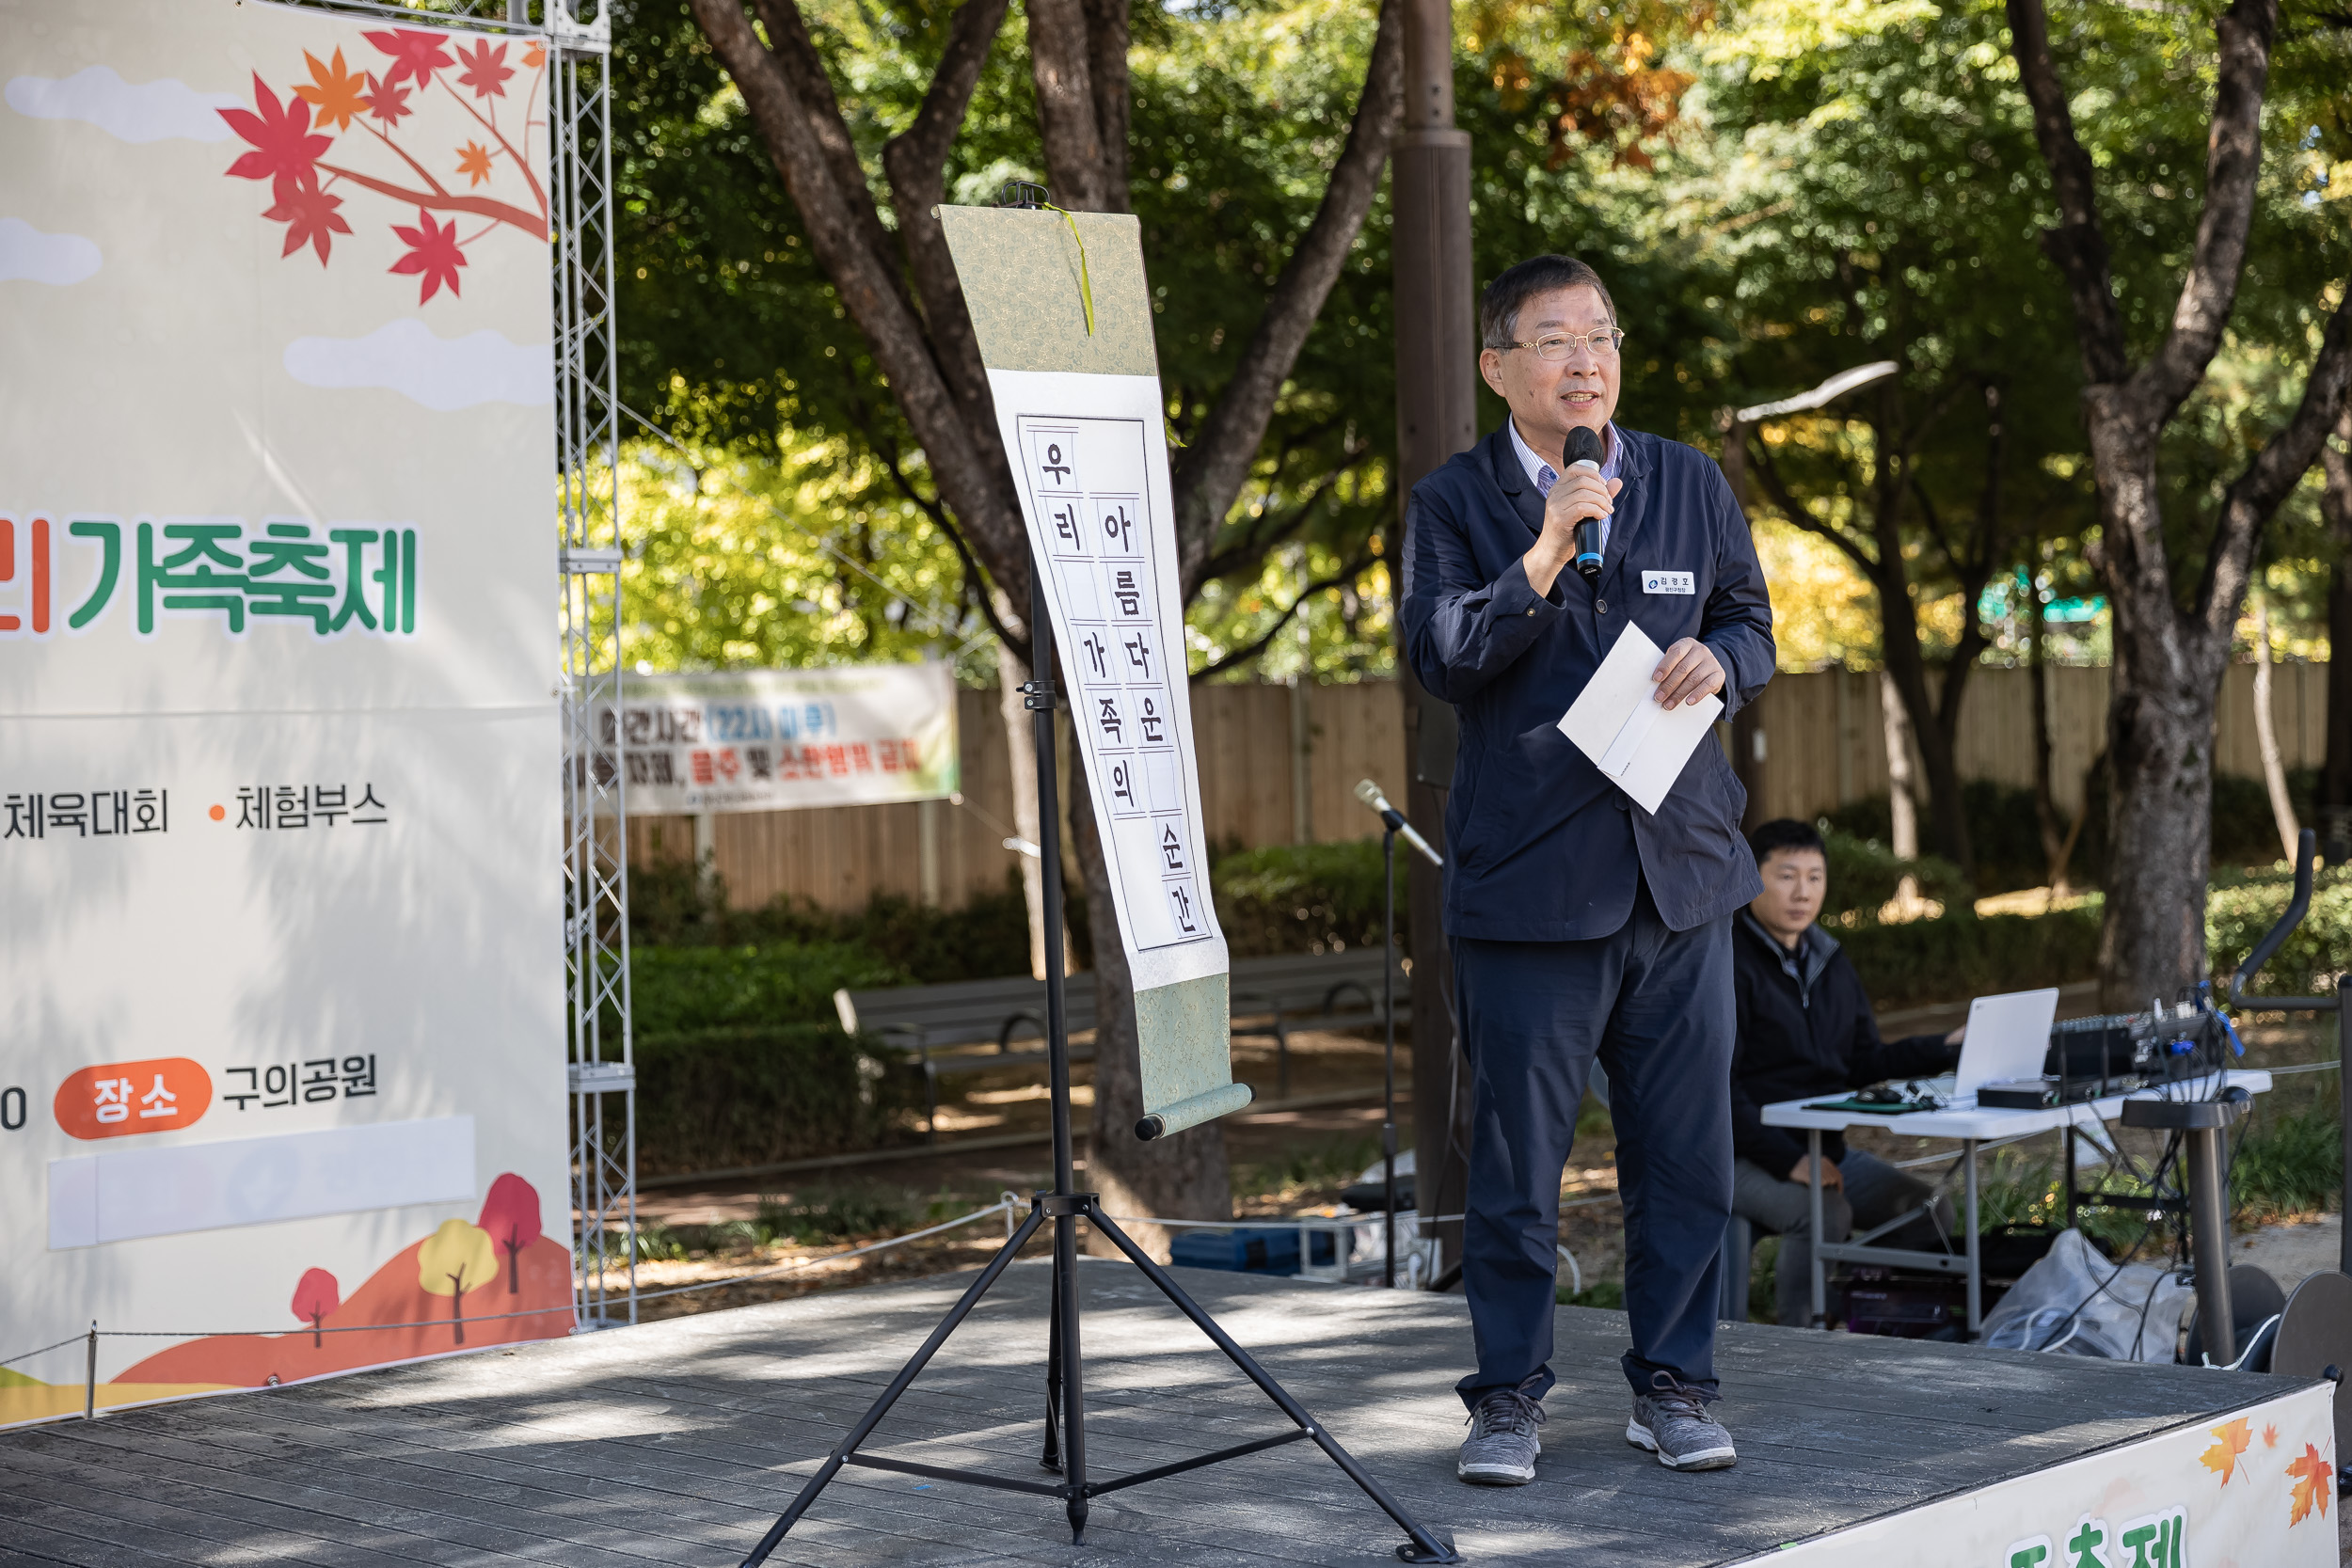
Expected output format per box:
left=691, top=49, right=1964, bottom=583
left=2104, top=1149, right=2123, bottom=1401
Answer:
left=938, top=206, right=1245, bottom=1140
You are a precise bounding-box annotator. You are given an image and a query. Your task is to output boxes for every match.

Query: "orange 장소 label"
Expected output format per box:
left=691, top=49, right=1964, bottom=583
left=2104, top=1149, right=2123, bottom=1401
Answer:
left=54, top=1058, right=214, bottom=1140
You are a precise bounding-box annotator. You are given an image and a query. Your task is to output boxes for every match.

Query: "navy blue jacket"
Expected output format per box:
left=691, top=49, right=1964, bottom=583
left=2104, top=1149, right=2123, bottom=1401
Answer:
left=1400, top=423, right=1774, bottom=940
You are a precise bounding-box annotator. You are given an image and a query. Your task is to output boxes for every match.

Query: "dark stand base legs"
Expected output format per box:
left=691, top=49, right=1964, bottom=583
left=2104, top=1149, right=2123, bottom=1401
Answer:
left=737, top=558, right=1453, bottom=1565
left=735, top=1193, right=1459, bottom=1566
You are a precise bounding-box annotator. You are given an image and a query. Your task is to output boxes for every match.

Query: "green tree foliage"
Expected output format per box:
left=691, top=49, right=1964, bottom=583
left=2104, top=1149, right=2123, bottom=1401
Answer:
left=611, top=0, right=1406, bottom=677
left=615, top=446, right=990, bottom=677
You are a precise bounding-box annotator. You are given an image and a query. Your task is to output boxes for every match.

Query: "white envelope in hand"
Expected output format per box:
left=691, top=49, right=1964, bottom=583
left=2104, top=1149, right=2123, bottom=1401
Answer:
left=1556, top=624, right=1724, bottom=814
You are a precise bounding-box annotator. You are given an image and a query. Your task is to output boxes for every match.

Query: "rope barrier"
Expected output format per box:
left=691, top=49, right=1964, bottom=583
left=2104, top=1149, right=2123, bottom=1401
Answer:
left=0, top=1335, right=87, bottom=1370
left=13, top=1057, right=2343, bottom=1369
left=95, top=1304, right=581, bottom=1338
left=623, top=1195, right=1025, bottom=1306
left=1, top=1197, right=1026, bottom=1369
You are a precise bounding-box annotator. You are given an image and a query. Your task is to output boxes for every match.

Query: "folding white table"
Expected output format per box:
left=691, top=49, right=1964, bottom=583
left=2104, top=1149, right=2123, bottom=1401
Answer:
left=1759, top=1069, right=2273, bottom=1334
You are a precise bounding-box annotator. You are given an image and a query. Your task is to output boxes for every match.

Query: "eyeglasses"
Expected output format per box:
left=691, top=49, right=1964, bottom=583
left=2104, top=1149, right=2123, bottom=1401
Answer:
left=1502, top=329, right=1625, bottom=361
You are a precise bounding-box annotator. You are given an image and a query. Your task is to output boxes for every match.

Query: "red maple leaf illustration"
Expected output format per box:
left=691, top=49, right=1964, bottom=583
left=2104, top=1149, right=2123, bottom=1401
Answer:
left=2288, top=1443, right=2333, bottom=1525
left=2265, top=1422, right=2281, bottom=1449
left=390, top=210, right=467, bottom=304
left=455, top=40, right=514, bottom=100
left=455, top=141, right=495, bottom=188
left=363, top=28, right=454, bottom=89
left=219, top=74, right=329, bottom=199
left=265, top=182, right=352, bottom=264
left=362, top=71, right=413, bottom=128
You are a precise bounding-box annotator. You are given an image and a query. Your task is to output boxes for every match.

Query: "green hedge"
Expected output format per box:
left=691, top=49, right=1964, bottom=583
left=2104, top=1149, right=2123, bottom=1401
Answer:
left=1840, top=907, right=2106, bottom=1010
left=1829, top=872, right=2349, bottom=1011
left=1212, top=839, right=1407, bottom=958
left=1823, top=781, right=2054, bottom=895
left=633, top=1023, right=923, bottom=1175
left=1818, top=827, right=1971, bottom=923
left=2206, top=869, right=2352, bottom=997
left=629, top=857, right=1033, bottom=984
left=628, top=941, right=906, bottom=1035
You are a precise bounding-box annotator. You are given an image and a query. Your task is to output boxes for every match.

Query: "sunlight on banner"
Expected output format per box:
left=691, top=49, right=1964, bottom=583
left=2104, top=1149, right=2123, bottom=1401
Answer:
left=588, top=662, right=959, bottom=813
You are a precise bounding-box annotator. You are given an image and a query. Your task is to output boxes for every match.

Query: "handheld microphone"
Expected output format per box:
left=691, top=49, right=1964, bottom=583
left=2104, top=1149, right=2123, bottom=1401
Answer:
left=1564, top=424, right=1606, bottom=582
left=1355, top=779, right=1443, bottom=866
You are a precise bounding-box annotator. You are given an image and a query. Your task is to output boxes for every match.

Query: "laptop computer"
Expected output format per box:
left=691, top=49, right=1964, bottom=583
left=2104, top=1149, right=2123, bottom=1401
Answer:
left=1953, top=988, right=2061, bottom=1101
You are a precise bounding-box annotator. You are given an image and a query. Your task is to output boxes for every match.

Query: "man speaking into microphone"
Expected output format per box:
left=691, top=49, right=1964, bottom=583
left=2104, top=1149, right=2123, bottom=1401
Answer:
left=1400, top=255, right=1774, bottom=1482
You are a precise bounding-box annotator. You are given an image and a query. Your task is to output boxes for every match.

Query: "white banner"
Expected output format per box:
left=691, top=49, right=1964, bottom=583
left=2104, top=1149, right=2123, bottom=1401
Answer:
left=1, top=0, right=567, bottom=1424
left=598, top=663, right=959, bottom=814
left=1740, top=1380, right=2337, bottom=1567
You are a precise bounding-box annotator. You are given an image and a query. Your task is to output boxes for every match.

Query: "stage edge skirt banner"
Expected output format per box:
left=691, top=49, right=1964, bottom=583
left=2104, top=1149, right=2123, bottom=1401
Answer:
left=0, top=0, right=568, bottom=1426
left=937, top=205, right=1238, bottom=1139
left=1732, top=1378, right=2337, bottom=1568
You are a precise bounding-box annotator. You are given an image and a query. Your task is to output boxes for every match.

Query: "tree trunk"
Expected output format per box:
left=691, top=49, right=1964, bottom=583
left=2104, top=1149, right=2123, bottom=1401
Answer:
left=2005, top=0, right=2352, bottom=999
left=2026, top=545, right=2072, bottom=892
left=1879, top=671, right=1921, bottom=911
left=2250, top=591, right=2299, bottom=864
left=1071, top=750, right=1233, bottom=1257
left=1872, top=556, right=1974, bottom=882
left=2320, top=413, right=2352, bottom=863
left=999, top=650, right=1054, bottom=980
left=2097, top=459, right=2224, bottom=1006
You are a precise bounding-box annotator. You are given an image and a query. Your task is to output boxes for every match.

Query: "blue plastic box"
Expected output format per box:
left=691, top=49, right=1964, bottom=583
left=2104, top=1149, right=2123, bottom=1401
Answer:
left=1168, top=1227, right=1339, bottom=1275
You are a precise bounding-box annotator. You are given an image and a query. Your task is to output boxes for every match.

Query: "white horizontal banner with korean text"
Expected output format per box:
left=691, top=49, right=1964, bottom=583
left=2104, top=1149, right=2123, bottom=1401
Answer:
left=0, top=0, right=568, bottom=1424
left=1741, top=1380, right=2335, bottom=1567
left=595, top=662, right=958, bottom=814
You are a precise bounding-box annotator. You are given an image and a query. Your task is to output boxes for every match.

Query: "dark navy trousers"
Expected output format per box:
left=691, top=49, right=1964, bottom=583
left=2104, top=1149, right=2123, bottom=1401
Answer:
left=1452, top=882, right=1735, bottom=1408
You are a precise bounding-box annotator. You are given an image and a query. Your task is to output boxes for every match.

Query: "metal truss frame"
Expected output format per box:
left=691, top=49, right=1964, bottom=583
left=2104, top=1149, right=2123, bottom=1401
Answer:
left=547, top=0, right=637, bottom=1333
left=292, top=0, right=635, bottom=1329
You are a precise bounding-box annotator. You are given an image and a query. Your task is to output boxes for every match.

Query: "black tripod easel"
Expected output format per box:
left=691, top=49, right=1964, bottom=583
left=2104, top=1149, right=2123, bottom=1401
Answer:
left=738, top=575, right=1458, bottom=1566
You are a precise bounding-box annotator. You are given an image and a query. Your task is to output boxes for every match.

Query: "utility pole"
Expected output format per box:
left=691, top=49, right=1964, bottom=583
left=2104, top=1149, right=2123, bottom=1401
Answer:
left=1391, top=0, right=1475, bottom=1278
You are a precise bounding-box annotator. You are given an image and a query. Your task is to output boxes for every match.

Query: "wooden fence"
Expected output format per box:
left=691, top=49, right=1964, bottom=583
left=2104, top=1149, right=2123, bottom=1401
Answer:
left=631, top=661, right=2328, bottom=912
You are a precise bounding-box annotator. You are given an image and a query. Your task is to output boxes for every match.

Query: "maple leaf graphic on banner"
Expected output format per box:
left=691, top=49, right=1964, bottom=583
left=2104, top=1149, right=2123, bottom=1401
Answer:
left=291, top=48, right=369, bottom=134
left=219, top=75, right=329, bottom=199
left=219, top=26, right=550, bottom=296
left=2201, top=1417, right=2252, bottom=1484
left=362, top=71, right=413, bottom=128
left=266, top=183, right=352, bottom=264
left=2264, top=1422, right=2281, bottom=1449
left=455, top=40, right=514, bottom=100
left=364, top=29, right=454, bottom=89
left=390, top=211, right=467, bottom=303
left=2288, top=1443, right=2333, bottom=1525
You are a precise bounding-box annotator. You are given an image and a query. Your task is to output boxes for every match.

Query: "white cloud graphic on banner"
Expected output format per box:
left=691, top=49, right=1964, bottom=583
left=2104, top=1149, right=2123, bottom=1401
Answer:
left=5, top=67, right=239, bottom=144
left=0, top=217, right=101, bottom=286
left=282, top=320, right=555, bottom=412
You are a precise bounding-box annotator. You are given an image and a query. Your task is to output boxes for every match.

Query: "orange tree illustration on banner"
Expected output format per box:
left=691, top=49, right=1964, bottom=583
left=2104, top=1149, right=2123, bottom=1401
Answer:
left=217, top=27, right=548, bottom=302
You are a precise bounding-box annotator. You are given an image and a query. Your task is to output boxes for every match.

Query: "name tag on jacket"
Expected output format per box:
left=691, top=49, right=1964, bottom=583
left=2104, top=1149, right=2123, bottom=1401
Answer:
left=1642, top=570, right=1695, bottom=595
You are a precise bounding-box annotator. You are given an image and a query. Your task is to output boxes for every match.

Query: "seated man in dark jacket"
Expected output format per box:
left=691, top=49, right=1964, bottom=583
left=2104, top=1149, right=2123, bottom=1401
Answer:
left=1731, top=818, right=1960, bottom=1326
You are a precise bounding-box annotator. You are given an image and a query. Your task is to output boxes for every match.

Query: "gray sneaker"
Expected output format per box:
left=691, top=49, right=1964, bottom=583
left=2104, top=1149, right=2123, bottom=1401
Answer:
left=1627, top=1373, right=1736, bottom=1470
left=1456, top=1386, right=1546, bottom=1485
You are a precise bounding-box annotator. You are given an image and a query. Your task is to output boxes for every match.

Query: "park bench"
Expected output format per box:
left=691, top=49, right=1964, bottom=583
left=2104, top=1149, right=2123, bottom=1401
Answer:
left=1228, top=948, right=1410, bottom=1098
left=834, top=975, right=1100, bottom=1139
left=834, top=947, right=1409, bottom=1137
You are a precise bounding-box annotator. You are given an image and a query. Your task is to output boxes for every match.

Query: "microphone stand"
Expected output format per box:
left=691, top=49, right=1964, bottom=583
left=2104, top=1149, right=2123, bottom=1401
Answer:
left=1382, top=818, right=1398, bottom=1288
left=1356, top=781, right=1438, bottom=1291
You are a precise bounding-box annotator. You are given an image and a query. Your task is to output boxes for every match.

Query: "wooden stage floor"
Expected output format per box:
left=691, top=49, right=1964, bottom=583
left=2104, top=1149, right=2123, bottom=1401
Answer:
left=0, top=1259, right=2298, bottom=1567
